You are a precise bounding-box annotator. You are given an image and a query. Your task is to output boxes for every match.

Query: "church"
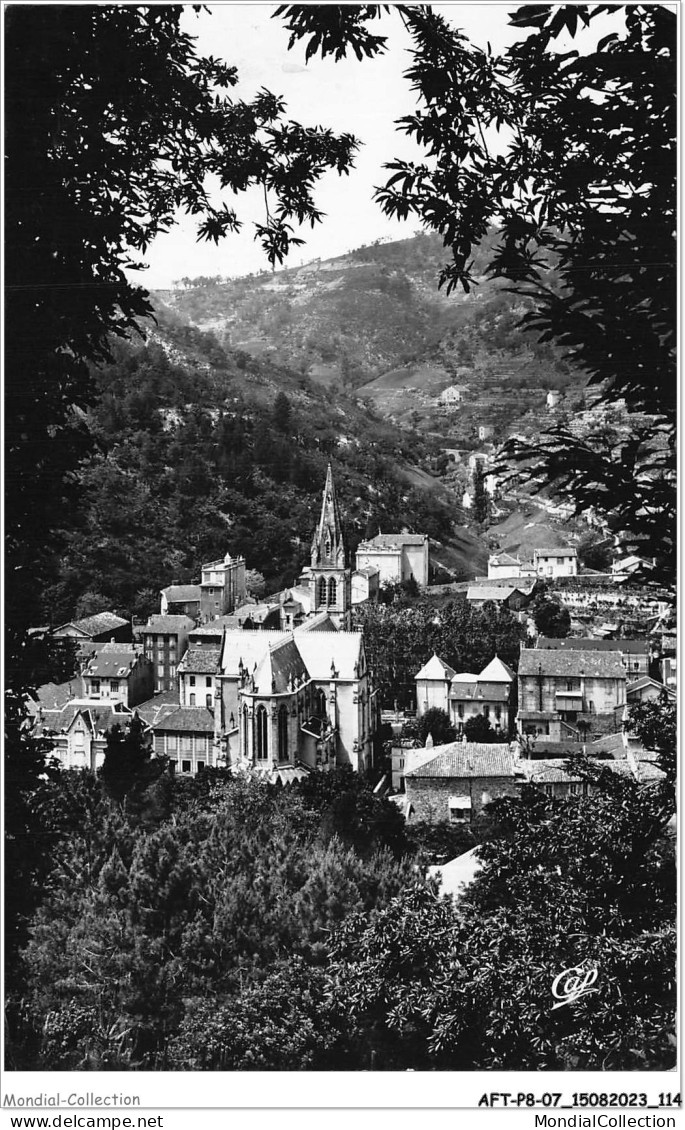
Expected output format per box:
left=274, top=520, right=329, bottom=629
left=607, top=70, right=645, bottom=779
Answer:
left=171, top=465, right=379, bottom=779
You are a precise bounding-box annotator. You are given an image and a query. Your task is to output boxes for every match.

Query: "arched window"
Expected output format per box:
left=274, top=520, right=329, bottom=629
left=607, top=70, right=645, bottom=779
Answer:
left=328, top=576, right=337, bottom=605
left=242, top=704, right=248, bottom=755
left=278, top=705, right=289, bottom=761
left=255, top=705, right=268, bottom=760
left=317, top=689, right=327, bottom=718
left=318, top=576, right=327, bottom=604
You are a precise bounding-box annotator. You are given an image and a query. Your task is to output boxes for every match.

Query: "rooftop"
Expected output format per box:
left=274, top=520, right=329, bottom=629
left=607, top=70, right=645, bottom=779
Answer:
left=538, top=636, right=649, bottom=655
left=358, top=533, right=427, bottom=550
left=151, top=706, right=215, bottom=734
left=83, top=648, right=144, bottom=678
left=406, top=742, right=514, bottom=779
left=145, top=615, right=195, bottom=633
left=415, top=653, right=457, bottom=682
left=534, top=547, right=577, bottom=558
left=161, top=584, right=201, bottom=602
left=518, top=648, right=626, bottom=678
left=178, top=648, right=221, bottom=675
left=53, top=611, right=129, bottom=637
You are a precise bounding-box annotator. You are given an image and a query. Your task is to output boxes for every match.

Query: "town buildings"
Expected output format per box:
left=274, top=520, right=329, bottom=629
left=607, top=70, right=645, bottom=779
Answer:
left=415, top=654, right=515, bottom=737
left=533, top=546, right=578, bottom=578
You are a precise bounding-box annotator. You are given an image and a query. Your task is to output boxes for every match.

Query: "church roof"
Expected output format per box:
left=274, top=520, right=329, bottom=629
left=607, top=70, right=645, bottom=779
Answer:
left=479, top=655, right=515, bottom=683
left=311, top=463, right=346, bottom=568
left=251, top=638, right=310, bottom=695
left=220, top=628, right=364, bottom=684
left=415, top=654, right=457, bottom=681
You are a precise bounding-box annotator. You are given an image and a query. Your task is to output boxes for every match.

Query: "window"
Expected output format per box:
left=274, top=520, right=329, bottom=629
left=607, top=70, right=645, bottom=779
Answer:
left=181, top=735, right=192, bottom=752
left=146, top=636, right=154, bottom=650
left=197, top=761, right=205, bottom=772
left=206, top=676, right=212, bottom=687
left=189, top=693, right=196, bottom=706
left=110, top=680, right=119, bottom=693
left=189, top=675, right=196, bottom=687
left=206, top=694, right=213, bottom=709
left=73, top=731, right=84, bottom=747
left=90, top=679, right=100, bottom=694
left=256, top=705, right=268, bottom=760
left=278, top=705, right=288, bottom=761
left=158, top=664, right=164, bottom=677
left=317, top=689, right=327, bottom=718
left=167, top=735, right=178, bottom=752
left=457, top=704, right=464, bottom=719
left=169, top=665, right=176, bottom=678
left=327, top=577, right=337, bottom=605
left=449, top=808, right=469, bottom=824
left=483, top=704, right=490, bottom=719
left=318, top=576, right=327, bottom=604
left=181, top=760, right=192, bottom=774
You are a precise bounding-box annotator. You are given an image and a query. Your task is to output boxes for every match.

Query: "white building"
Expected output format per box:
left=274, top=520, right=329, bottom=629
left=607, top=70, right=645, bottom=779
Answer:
left=355, top=533, right=429, bottom=588
left=533, top=546, right=578, bottom=578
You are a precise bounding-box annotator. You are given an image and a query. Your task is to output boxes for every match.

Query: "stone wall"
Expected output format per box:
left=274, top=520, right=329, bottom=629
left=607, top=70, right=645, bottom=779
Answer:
left=406, top=774, right=519, bottom=824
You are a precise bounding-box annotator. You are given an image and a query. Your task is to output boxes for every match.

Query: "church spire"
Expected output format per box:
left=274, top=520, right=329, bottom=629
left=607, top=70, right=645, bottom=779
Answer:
left=311, top=462, right=345, bottom=568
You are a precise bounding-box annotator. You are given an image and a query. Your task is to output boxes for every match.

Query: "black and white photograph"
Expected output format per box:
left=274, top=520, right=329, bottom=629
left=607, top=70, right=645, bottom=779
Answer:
left=3, top=0, right=678, bottom=1111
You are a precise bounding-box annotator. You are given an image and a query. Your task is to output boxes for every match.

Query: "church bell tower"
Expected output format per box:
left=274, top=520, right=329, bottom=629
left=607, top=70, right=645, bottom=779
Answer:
left=310, top=463, right=351, bottom=627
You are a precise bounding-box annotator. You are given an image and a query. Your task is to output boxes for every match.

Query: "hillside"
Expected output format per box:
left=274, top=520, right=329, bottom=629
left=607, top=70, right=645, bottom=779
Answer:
left=157, top=231, right=588, bottom=451
left=42, top=310, right=489, bottom=624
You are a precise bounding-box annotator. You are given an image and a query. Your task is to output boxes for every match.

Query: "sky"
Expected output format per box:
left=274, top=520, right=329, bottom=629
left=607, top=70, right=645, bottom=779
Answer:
left=128, top=4, right=524, bottom=289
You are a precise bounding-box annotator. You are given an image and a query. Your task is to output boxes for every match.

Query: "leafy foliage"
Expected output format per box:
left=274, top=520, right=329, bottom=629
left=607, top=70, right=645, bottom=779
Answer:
left=354, top=598, right=524, bottom=709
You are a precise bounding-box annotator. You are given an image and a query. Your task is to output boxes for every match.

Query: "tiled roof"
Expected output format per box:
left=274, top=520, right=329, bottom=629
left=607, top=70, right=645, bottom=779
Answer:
left=152, top=706, right=214, bottom=734
left=522, top=759, right=584, bottom=784
left=178, top=648, right=221, bottom=675
left=538, top=636, right=648, bottom=655
left=37, top=702, right=133, bottom=736
left=590, top=733, right=627, bottom=758
left=145, top=615, right=195, bottom=633
left=415, top=653, right=457, bottom=682
left=354, top=565, right=380, bottom=577
left=135, top=690, right=181, bottom=725
left=162, top=585, right=201, bottom=602
left=32, top=680, right=80, bottom=711
left=406, top=742, right=514, bottom=779
left=449, top=680, right=478, bottom=698
left=467, top=585, right=520, bottom=602
left=534, top=547, right=577, bottom=558
left=54, top=611, right=129, bottom=637
left=518, top=648, right=626, bottom=678
left=359, top=533, right=427, bottom=549
left=83, top=648, right=143, bottom=678
left=489, top=553, right=521, bottom=566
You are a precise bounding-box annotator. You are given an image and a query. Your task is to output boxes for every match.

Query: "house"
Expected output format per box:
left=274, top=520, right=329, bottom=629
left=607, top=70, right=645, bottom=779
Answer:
left=438, top=385, right=467, bottom=407
left=52, top=611, right=132, bottom=643
left=144, top=614, right=195, bottom=693
left=533, top=546, right=578, bottom=578
left=626, top=676, right=676, bottom=705
left=215, top=626, right=377, bottom=775
left=199, top=551, right=247, bottom=621
left=160, top=584, right=201, bottom=619
left=32, top=701, right=135, bottom=771
left=149, top=705, right=217, bottom=775
left=391, top=743, right=437, bottom=792
left=487, top=552, right=523, bottom=579
left=351, top=565, right=380, bottom=606
left=611, top=554, right=654, bottom=577
left=466, top=584, right=530, bottom=611
left=517, top=647, right=626, bottom=741
left=450, top=655, right=515, bottom=736
left=81, top=643, right=153, bottom=708
left=355, top=532, right=429, bottom=589
left=519, top=757, right=588, bottom=799
left=415, top=653, right=457, bottom=716
left=478, top=424, right=494, bottom=441
left=537, top=635, right=651, bottom=679
left=404, top=742, right=520, bottom=823
left=178, top=647, right=221, bottom=710
left=546, top=390, right=562, bottom=409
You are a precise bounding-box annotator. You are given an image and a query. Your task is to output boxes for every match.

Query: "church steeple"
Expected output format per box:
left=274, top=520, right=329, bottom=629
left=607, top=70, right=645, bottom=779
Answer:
left=311, top=462, right=345, bottom=569
left=309, top=463, right=351, bottom=627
